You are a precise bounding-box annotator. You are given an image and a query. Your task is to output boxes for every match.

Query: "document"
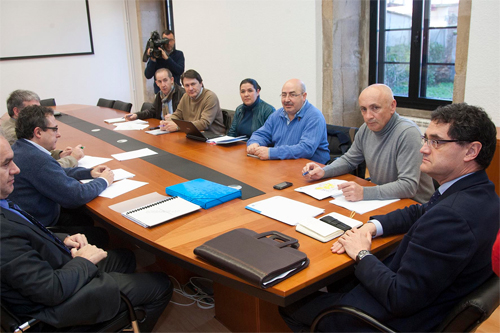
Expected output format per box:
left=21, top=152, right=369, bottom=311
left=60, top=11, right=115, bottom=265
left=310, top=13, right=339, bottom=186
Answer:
left=114, top=120, right=149, bottom=131
left=245, top=196, right=324, bottom=226
left=104, top=117, right=126, bottom=124
left=98, top=179, right=148, bottom=199
left=146, top=128, right=170, bottom=135
left=295, top=179, right=348, bottom=200
left=296, top=212, right=363, bottom=242
left=80, top=168, right=135, bottom=184
left=111, top=148, right=158, bottom=161
left=206, top=135, right=247, bottom=144
left=329, top=197, right=400, bottom=215
left=78, top=155, right=113, bottom=169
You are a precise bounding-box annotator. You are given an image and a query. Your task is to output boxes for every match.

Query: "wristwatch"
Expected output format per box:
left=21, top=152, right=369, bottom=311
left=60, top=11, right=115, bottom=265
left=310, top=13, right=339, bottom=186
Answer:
left=356, top=250, right=371, bottom=263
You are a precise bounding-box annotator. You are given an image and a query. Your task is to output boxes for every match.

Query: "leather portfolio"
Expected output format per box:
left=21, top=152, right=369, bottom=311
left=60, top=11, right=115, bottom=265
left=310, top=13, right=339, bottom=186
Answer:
left=194, top=228, right=309, bottom=288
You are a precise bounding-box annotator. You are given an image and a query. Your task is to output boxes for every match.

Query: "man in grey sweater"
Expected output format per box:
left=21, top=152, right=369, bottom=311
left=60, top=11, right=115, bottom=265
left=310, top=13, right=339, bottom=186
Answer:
left=303, top=84, right=434, bottom=203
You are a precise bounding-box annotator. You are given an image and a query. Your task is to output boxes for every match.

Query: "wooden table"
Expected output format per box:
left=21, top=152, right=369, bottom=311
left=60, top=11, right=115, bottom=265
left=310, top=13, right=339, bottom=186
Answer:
left=53, top=105, right=415, bottom=332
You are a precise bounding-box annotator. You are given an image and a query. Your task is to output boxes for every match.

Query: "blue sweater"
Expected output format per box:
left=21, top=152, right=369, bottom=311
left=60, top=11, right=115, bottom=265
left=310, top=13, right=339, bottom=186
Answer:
left=144, top=49, right=185, bottom=93
left=247, top=100, right=330, bottom=164
left=10, top=139, right=108, bottom=226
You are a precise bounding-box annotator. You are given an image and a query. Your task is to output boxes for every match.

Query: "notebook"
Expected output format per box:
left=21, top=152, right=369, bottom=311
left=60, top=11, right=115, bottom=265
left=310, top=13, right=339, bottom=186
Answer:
left=165, top=178, right=242, bottom=209
left=245, top=196, right=324, bottom=226
left=121, top=196, right=201, bottom=228
left=296, top=212, right=363, bottom=242
left=171, top=119, right=224, bottom=142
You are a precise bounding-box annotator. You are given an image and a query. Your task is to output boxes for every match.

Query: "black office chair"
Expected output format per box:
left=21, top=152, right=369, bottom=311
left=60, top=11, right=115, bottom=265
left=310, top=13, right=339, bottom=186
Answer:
left=1, top=293, right=145, bottom=333
left=97, top=98, right=115, bottom=108
left=113, top=100, right=133, bottom=113
left=222, top=109, right=235, bottom=134
left=140, top=102, right=153, bottom=112
left=310, top=274, right=500, bottom=333
left=40, top=98, right=56, bottom=107
left=326, top=124, right=366, bottom=179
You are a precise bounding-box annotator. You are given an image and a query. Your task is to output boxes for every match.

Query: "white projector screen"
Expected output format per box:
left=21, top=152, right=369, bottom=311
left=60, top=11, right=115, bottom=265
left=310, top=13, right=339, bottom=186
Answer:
left=0, top=0, right=93, bottom=60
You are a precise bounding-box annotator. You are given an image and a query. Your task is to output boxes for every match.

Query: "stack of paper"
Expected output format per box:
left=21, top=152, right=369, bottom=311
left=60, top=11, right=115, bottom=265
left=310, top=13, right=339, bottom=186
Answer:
left=146, top=128, right=170, bottom=135
left=206, top=135, right=247, bottom=144
left=329, top=197, right=400, bottom=215
left=296, top=212, right=363, bottom=242
left=111, top=148, right=158, bottom=161
left=104, top=117, right=126, bottom=124
left=114, top=119, right=149, bottom=131
left=295, top=179, right=347, bottom=200
left=78, top=155, right=113, bottom=168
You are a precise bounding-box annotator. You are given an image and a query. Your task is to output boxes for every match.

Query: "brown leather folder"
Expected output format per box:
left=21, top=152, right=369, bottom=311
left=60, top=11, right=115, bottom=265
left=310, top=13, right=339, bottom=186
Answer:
left=194, top=228, right=309, bottom=288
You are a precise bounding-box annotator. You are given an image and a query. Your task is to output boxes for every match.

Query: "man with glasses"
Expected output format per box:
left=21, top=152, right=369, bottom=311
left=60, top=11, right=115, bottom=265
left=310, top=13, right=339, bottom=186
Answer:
left=0, top=89, right=84, bottom=168
left=246, top=78, right=330, bottom=164
left=125, top=68, right=185, bottom=121
left=9, top=105, right=113, bottom=246
left=144, top=29, right=185, bottom=93
left=280, top=103, right=499, bottom=332
left=303, top=84, right=434, bottom=203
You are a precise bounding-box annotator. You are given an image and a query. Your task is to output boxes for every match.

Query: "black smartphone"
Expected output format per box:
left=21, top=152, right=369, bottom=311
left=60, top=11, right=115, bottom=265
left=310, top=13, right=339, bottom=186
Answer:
left=273, top=181, right=293, bottom=190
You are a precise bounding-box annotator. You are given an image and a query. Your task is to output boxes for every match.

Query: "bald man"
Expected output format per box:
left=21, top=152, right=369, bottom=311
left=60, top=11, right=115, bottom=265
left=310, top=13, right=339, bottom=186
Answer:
left=303, top=84, right=434, bottom=203
left=247, top=79, right=329, bottom=164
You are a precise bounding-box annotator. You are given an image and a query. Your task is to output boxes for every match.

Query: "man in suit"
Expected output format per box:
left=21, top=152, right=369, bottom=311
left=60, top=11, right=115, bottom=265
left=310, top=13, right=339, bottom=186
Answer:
left=0, top=89, right=84, bottom=168
left=125, top=68, right=185, bottom=121
left=280, top=103, right=499, bottom=332
left=0, top=131, right=172, bottom=332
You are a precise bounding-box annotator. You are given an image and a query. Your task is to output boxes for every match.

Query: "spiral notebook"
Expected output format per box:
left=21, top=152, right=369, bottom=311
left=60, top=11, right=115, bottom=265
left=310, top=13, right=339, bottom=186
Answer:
left=121, top=196, right=201, bottom=228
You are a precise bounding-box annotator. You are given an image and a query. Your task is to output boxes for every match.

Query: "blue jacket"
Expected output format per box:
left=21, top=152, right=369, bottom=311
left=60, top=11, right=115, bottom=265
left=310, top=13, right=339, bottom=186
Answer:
left=247, top=100, right=330, bottom=164
left=144, top=49, right=185, bottom=93
left=227, top=99, right=275, bottom=137
left=10, top=139, right=107, bottom=226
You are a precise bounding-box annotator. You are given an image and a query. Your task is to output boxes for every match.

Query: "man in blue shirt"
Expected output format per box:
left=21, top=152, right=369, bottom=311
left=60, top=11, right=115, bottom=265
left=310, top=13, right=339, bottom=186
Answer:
left=246, top=79, right=330, bottom=164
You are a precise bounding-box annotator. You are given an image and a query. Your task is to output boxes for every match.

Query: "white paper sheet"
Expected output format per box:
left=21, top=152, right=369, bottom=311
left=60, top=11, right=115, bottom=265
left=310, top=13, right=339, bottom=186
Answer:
left=113, top=122, right=149, bottom=131
left=80, top=168, right=135, bottom=184
left=329, top=197, right=400, bottom=215
left=104, top=117, right=126, bottom=124
left=77, top=155, right=113, bottom=168
left=98, top=179, right=148, bottom=199
left=146, top=129, right=170, bottom=135
left=111, top=148, right=158, bottom=161
left=295, top=179, right=348, bottom=200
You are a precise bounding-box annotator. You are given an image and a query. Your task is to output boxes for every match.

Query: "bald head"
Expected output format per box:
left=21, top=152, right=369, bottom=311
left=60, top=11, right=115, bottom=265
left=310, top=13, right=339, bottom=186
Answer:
left=281, top=79, right=307, bottom=118
left=358, top=84, right=397, bottom=132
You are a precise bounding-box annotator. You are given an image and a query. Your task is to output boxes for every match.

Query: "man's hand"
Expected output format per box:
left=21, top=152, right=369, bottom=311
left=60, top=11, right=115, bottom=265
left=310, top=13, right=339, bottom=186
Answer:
left=64, top=233, right=88, bottom=249
left=71, top=244, right=107, bottom=265
left=302, top=162, right=325, bottom=180
left=125, top=114, right=138, bottom=121
left=160, top=47, right=168, bottom=60
left=90, top=165, right=109, bottom=178
left=247, top=143, right=260, bottom=155
left=59, top=146, right=73, bottom=158
left=331, top=223, right=376, bottom=257
left=70, top=144, right=85, bottom=161
left=338, top=182, right=364, bottom=201
left=254, top=146, right=270, bottom=160
left=160, top=120, right=178, bottom=132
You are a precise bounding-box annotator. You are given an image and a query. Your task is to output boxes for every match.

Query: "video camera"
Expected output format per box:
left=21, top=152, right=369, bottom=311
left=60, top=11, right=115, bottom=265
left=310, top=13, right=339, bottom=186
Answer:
left=142, top=31, right=169, bottom=62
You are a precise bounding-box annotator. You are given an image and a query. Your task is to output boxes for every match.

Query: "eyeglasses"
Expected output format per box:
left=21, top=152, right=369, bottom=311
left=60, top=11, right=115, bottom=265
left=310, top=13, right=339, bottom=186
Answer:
left=42, top=126, right=59, bottom=133
left=421, top=135, right=460, bottom=149
left=280, top=92, right=303, bottom=99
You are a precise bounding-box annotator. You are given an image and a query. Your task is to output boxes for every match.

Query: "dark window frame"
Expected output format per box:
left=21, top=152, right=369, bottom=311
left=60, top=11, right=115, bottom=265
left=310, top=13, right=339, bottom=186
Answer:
left=369, top=0, right=455, bottom=110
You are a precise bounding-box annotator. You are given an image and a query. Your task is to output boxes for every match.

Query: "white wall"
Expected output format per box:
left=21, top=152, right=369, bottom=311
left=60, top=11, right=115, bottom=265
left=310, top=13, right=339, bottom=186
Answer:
left=465, top=0, right=500, bottom=126
left=0, top=0, right=134, bottom=116
left=173, top=0, right=323, bottom=111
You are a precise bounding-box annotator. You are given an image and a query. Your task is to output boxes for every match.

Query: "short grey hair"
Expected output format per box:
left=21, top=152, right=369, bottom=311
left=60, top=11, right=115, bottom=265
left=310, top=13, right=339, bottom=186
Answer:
left=6, top=90, right=40, bottom=117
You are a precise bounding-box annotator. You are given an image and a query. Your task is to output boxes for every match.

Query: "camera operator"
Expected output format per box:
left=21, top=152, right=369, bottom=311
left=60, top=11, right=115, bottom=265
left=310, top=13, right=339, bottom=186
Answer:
left=144, top=29, right=185, bottom=94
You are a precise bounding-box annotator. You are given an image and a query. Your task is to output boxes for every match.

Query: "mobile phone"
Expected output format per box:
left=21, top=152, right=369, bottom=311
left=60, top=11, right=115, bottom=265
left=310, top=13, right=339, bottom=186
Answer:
left=273, top=181, right=293, bottom=190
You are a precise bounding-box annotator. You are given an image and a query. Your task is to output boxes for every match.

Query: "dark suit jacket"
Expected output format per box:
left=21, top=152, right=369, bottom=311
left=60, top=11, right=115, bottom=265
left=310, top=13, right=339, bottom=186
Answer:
left=135, top=83, right=185, bottom=120
left=330, top=170, right=499, bottom=332
left=0, top=207, right=121, bottom=328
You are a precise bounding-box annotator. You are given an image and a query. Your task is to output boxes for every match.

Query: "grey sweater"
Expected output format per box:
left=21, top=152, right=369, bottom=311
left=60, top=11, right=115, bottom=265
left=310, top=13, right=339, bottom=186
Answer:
left=323, top=113, right=434, bottom=203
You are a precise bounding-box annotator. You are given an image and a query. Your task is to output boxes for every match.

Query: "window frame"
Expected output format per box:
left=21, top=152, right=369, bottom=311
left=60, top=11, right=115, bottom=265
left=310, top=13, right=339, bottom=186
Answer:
left=369, top=0, right=456, bottom=110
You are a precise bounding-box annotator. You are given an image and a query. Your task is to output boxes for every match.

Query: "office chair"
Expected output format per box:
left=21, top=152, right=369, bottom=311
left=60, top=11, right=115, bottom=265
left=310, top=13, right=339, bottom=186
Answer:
left=113, top=100, right=133, bottom=113
left=326, top=124, right=366, bottom=179
left=222, top=109, right=235, bottom=135
left=310, top=274, right=500, bottom=333
left=140, top=102, right=153, bottom=112
left=97, top=98, right=115, bottom=108
left=1, top=293, right=145, bottom=333
left=40, top=98, right=56, bottom=107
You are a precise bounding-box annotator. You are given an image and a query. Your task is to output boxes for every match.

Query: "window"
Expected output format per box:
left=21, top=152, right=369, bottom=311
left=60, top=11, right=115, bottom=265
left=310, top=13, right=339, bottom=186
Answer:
left=369, top=0, right=459, bottom=110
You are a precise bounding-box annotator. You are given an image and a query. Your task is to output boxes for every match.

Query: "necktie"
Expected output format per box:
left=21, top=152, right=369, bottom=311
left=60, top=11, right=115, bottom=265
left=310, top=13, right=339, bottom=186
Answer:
left=8, top=201, right=71, bottom=254
left=425, top=190, right=442, bottom=212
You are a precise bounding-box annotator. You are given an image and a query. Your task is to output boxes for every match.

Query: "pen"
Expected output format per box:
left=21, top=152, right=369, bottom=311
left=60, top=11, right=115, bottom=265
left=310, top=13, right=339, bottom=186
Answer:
left=302, top=171, right=309, bottom=176
left=149, top=126, right=160, bottom=130
left=80, top=146, right=85, bottom=149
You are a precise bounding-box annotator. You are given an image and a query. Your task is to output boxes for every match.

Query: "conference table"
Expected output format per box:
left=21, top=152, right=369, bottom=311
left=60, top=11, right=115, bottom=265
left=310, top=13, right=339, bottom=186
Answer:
left=53, top=104, right=416, bottom=332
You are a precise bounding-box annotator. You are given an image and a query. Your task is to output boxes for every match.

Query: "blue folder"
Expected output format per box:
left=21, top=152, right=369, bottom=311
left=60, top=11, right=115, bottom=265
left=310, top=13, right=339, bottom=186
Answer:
left=165, top=178, right=242, bottom=209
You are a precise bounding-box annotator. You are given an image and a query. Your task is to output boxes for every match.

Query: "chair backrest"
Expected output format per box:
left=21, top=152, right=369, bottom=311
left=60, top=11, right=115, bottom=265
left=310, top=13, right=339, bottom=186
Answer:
left=222, top=109, right=235, bottom=135
left=97, top=98, right=115, bottom=108
left=1, top=302, right=39, bottom=332
left=326, top=124, right=366, bottom=179
left=40, top=98, right=56, bottom=107
left=436, top=274, right=499, bottom=332
left=141, top=102, right=153, bottom=112
left=113, top=100, right=133, bottom=113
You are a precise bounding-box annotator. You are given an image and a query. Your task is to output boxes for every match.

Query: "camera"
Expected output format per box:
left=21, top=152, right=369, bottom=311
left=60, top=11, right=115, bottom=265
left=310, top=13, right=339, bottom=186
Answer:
left=142, top=31, right=169, bottom=62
